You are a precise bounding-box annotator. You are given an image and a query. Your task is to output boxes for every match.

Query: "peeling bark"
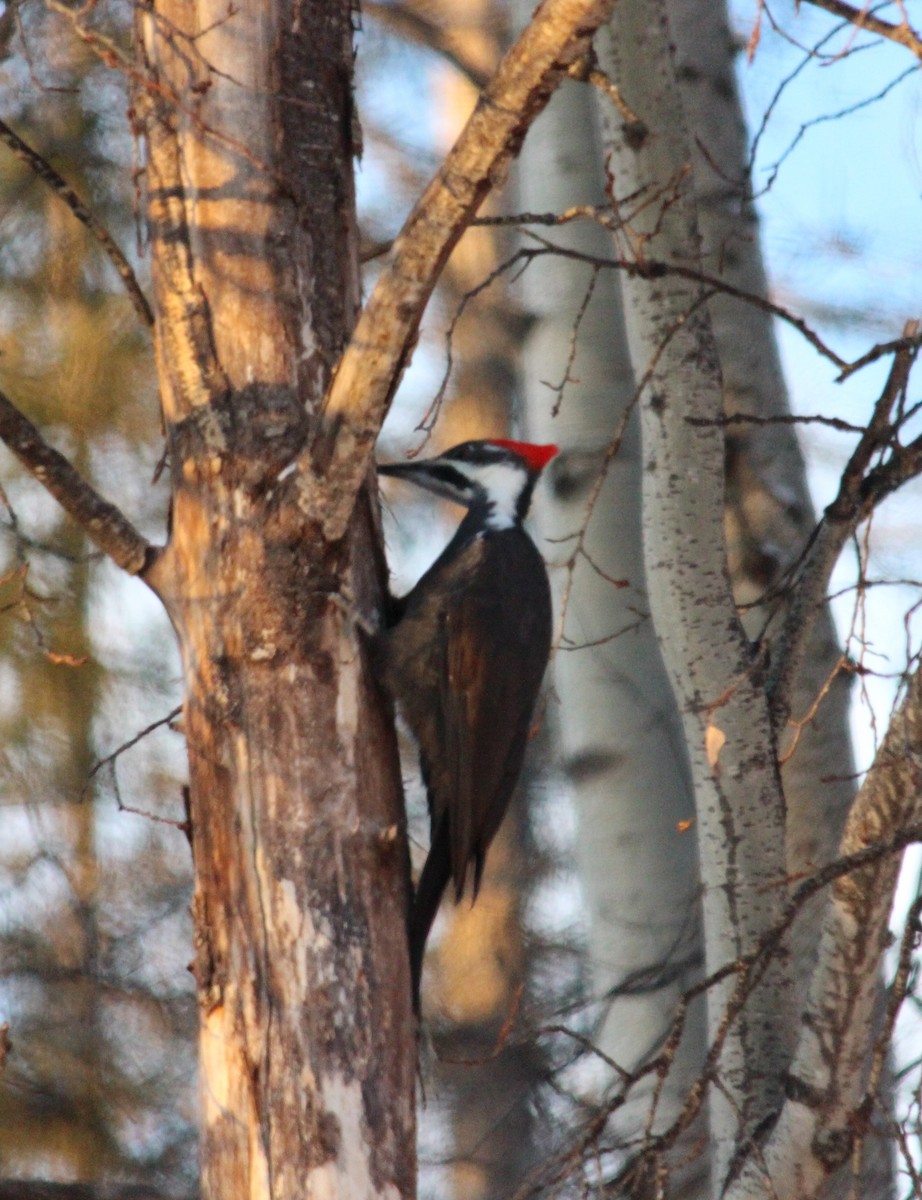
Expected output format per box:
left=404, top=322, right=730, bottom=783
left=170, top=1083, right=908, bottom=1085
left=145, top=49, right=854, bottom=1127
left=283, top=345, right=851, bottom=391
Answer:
left=135, top=3, right=416, bottom=1196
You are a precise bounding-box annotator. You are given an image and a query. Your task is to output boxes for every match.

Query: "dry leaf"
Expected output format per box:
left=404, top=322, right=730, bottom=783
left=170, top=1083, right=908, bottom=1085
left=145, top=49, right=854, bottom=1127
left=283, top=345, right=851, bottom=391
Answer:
left=705, top=722, right=726, bottom=775
left=677, top=818, right=694, bottom=833
left=47, top=651, right=89, bottom=668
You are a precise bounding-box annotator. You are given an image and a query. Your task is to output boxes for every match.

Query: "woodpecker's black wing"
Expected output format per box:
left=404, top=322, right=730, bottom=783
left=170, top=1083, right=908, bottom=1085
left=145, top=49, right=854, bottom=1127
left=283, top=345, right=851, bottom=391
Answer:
left=433, top=527, right=553, bottom=898
left=384, top=521, right=552, bottom=1008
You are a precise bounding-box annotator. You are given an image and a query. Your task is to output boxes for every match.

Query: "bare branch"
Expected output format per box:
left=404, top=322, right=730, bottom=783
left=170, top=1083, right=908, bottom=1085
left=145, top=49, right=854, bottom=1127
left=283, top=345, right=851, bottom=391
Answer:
left=89, top=704, right=182, bottom=773
left=91, top=716, right=189, bottom=830
left=443, top=218, right=922, bottom=382
left=506, top=820, right=922, bottom=1198
left=566, top=51, right=647, bottom=140
left=299, top=0, right=618, bottom=541
left=800, top=0, right=922, bottom=60
left=0, top=116, right=154, bottom=326
left=837, top=326, right=922, bottom=379
left=468, top=227, right=853, bottom=371
left=688, top=410, right=867, bottom=435
left=767, top=325, right=920, bottom=722
left=0, top=389, right=153, bottom=575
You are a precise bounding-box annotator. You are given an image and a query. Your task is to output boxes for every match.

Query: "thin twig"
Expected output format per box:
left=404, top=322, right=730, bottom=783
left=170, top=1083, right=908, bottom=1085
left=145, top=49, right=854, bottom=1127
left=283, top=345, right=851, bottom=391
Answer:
left=87, top=705, right=183, bottom=787
left=461, top=227, right=854, bottom=371
left=801, top=0, right=922, bottom=60
left=566, top=49, right=648, bottom=141
left=509, top=817, right=922, bottom=1199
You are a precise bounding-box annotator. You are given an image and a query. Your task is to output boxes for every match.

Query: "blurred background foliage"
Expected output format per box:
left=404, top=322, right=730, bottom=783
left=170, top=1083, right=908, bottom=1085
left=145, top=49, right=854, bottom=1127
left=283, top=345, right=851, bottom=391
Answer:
left=0, top=0, right=191, bottom=1190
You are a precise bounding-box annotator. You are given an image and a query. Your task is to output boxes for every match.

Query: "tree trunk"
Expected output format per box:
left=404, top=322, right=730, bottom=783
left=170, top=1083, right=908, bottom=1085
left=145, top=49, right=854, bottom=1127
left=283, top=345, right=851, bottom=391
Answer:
left=596, top=2, right=790, bottom=1187
left=665, top=0, right=855, bottom=993
left=729, top=663, right=922, bottom=1199
left=665, top=6, right=894, bottom=1195
left=136, top=3, right=417, bottom=1196
left=513, top=54, right=707, bottom=1193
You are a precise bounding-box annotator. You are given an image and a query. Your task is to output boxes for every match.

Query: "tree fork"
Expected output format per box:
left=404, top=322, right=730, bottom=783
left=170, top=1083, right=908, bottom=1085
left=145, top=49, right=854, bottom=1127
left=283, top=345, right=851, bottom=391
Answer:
left=137, top=3, right=416, bottom=1197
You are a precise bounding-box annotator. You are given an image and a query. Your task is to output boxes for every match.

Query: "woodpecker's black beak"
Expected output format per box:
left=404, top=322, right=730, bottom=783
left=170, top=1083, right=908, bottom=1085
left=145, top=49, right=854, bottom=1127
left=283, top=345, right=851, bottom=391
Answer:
left=376, top=461, right=414, bottom=480
left=377, top=457, right=476, bottom=508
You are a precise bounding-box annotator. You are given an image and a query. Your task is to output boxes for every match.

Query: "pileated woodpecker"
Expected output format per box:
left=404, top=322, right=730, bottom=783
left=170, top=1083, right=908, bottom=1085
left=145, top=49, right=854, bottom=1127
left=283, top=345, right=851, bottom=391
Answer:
left=378, top=438, right=558, bottom=1009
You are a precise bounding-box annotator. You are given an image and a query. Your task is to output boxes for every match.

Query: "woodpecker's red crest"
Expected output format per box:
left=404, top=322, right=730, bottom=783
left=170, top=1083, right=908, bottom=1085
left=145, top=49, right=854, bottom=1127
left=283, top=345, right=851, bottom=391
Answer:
left=490, top=439, right=559, bottom=471
left=378, top=438, right=557, bottom=1011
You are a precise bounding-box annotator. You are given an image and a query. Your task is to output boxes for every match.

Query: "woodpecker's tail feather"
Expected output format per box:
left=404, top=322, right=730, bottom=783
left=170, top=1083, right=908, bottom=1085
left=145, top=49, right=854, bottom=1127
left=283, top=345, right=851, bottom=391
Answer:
left=408, top=817, right=451, bottom=1014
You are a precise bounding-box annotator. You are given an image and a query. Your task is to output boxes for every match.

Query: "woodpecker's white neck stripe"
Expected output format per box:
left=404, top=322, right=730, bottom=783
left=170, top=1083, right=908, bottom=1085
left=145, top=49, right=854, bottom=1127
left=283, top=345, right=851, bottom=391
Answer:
left=455, top=460, right=527, bottom=530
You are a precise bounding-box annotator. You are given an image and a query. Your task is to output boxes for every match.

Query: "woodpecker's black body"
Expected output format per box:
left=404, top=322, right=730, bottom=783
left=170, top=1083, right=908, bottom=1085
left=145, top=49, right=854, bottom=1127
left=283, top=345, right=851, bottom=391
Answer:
left=378, top=439, right=557, bottom=1009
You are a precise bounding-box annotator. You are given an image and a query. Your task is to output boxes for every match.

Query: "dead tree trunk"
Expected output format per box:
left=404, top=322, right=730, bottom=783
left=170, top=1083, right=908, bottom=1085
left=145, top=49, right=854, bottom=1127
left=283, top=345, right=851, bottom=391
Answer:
left=137, top=3, right=417, bottom=1196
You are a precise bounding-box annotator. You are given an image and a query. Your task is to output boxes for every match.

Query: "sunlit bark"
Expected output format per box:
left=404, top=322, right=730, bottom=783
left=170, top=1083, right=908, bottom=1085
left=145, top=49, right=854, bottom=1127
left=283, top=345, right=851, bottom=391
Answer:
left=137, top=3, right=416, bottom=1196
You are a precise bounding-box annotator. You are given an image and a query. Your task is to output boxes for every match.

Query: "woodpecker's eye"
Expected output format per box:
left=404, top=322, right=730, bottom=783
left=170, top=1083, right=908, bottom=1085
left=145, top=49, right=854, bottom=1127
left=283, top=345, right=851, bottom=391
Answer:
left=427, top=464, right=471, bottom=492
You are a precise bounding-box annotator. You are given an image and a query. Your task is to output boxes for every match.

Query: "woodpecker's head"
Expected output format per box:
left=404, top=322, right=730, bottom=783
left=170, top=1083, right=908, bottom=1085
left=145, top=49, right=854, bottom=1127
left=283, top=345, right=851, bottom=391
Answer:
left=378, top=439, right=559, bottom=530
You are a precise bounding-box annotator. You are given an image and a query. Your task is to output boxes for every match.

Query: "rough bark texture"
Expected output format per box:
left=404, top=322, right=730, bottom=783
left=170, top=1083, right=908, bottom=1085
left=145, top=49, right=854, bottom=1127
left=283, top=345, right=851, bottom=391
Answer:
left=596, top=2, right=790, bottom=1188
left=136, top=4, right=417, bottom=1197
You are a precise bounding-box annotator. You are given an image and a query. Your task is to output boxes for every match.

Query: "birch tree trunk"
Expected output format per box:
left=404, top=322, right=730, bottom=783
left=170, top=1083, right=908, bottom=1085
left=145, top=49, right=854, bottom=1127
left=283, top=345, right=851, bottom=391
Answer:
left=513, top=50, right=707, bottom=1191
left=729, top=665, right=922, bottom=1199
left=664, top=8, right=894, bottom=1194
left=136, top=4, right=417, bottom=1196
left=596, top=2, right=790, bottom=1186
left=665, top=0, right=855, bottom=989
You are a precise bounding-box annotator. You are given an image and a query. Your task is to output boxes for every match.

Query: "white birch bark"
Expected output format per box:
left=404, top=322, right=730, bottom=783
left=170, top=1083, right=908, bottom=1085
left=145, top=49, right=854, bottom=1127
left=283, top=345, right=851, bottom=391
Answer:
left=666, top=0, right=855, bottom=988
left=728, top=664, right=922, bottom=1199
left=596, top=2, right=791, bottom=1187
left=512, top=50, right=706, bottom=1176
left=665, top=9, right=895, bottom=1195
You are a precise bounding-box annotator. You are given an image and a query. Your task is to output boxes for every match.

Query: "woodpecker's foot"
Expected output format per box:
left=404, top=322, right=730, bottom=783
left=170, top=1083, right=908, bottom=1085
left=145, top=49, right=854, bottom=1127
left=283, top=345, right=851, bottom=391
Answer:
left=416, top=1020, right=434, bottom=1099
left=326, top=585, right=380, bottom=638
